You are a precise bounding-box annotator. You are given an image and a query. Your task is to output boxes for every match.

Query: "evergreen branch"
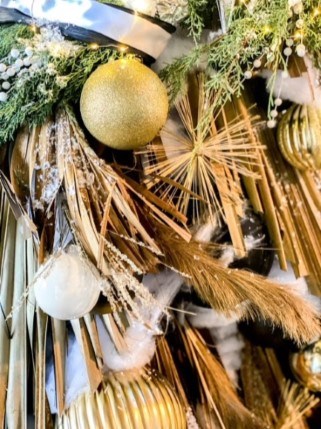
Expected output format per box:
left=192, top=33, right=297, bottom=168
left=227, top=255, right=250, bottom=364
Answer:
left=161, top=0, right=321, bottom=113
left=0, top=25, right=122, bottom=145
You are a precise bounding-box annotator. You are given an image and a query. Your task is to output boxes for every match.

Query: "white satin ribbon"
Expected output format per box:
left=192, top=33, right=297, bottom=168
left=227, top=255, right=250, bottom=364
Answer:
left=0, top=0, right=172, bottom=58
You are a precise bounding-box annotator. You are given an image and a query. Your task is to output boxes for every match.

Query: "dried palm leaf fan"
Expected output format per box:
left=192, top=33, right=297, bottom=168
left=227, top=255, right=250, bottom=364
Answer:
left=139, top=72, right=264, bottom=257
left=10, top=109, right=190, bottom=319
left=234, top=90, right=321, bottom=287
left=7, top=109, right=192, bottom=421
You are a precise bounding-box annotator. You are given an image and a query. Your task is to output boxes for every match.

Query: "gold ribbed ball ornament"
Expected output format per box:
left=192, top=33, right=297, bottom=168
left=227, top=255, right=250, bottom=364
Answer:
left=58, top=369, right=186, bottom=428
left=80, top=59, right=169, bottom=150
left=277, top=104, right=321, bottom=170
left=290, top=339, right=321, bottom=392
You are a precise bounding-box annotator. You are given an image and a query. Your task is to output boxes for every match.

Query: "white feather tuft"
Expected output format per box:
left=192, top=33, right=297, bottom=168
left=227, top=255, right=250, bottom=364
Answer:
left=261, top=57, right=321, bottom=108
left=97, top=318, right=156, bottom=372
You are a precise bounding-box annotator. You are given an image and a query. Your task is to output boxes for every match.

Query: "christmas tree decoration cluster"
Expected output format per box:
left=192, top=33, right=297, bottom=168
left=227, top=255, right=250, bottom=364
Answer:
left=1, top=0, right=321, bottom=428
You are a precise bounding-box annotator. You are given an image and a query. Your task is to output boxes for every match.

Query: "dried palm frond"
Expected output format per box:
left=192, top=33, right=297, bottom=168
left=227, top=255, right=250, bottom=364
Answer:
left=235, top=91, right=321, bottom=280
left=261, top=123, right=321, bottom=291
left=140, top=73, right=264, bottom=254
left=158, top=227, right=321, bottom=345
left=0, top=191, right=16, bottom=428
left=55, top=109, right=189, bottom=321
left=177, top=323, right=262, bottom=429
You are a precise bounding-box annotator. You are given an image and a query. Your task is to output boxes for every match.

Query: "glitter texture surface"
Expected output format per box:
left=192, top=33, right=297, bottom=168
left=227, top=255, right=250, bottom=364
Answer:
left=80, top=59, right=169, bottom=150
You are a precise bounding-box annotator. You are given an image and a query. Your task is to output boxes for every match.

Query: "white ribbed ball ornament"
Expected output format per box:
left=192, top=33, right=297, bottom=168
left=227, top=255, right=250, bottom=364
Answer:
left=34, top=245, right=101, bottom=320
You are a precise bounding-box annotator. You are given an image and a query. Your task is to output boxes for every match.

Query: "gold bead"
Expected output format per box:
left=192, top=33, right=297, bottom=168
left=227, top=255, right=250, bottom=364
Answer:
left=80, top=59, right=169, bottom=150
left=58, top=369, right=187, bottom=428
left=277, top=104, right=321, bottom=171
left=290, top=339, right=321, bottom=392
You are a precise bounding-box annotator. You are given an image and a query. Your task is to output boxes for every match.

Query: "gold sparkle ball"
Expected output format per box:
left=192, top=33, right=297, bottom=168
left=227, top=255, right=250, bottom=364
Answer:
left=290, top=339, right=321, bottom=392
left=80, top=59, right=169, bottom=150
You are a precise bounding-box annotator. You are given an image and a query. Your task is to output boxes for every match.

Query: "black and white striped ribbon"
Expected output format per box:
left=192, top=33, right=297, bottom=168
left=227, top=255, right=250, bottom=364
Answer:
left=0, top=0, right=175, bottom=62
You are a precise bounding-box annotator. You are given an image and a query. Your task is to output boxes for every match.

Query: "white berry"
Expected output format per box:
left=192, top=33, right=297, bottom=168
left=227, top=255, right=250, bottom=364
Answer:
left=267, top=119, right=277, bottom=128
left=0, top=64, right=7, bottom=72
left=25, top=47, right=33, bottom=57
left=6, top=68, right=16, bottom=77
left=284, top=47, right=292, bottom=56
left=293, top=3, right=303, bottom=14
left=10, top=49, right=20, bottom=59
left=23, top=58, right=31, bottom=67
left=0, top=92, right=8, bottom=102
left=286, top=39, right=294, bottom=47
left=244, top=70, right=252, bottom=79
left=2, top=81, right=10, bottom=90
left=15, top=59, right=24, bottom=68
left=270, top=110, right=278, bottom=118
left=296, top=44, right=306, bottom=57
left=275, top=98, right=283, bottom=106
left=253, top=59, right=262, bottom=68
left=1, top=72, right=8, bottom=80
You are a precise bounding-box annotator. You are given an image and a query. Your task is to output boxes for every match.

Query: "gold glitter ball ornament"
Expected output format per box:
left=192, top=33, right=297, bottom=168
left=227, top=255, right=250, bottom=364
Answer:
left=58, top=369, right=187, bottom=428
left=290, top=339, right=321, bottom=392
left=277, top=104, right=321, bottom=171
left=80, top=59, right=169, bottom=150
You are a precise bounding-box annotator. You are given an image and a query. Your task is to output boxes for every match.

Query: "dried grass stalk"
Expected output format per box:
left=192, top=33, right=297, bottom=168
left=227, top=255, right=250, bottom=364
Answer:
left=159, top=228, right=321, bottom=345
left=241, top=341, right=278, bottom=428
left=276, top=382, right=319, bottom=429
left=241, top=343, right=318, bottom=429
left=178, top=324, right=262, bottom=429
left=52, top=319, right=66, bottom=416
left=154, top=336, right=190, bottom=410
left=35, top=307, right=48, bottom=429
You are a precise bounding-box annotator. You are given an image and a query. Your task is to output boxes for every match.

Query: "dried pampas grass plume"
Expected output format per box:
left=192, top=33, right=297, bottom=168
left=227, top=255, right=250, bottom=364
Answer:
left=158, top=228, right=321, bottom=345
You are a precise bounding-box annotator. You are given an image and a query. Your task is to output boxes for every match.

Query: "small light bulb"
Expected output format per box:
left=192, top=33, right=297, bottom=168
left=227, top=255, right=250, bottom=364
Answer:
left=263, top=25, right=271, bottom=34
left=89, top=43, right=99, bottom=50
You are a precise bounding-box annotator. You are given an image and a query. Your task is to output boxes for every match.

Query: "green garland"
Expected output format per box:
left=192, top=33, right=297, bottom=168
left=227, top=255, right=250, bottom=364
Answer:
left=0, top=1, right=321, bottom=145
left=0, top=25, right=120, bottom=145
left=161, top=0, right=321, bottom=113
